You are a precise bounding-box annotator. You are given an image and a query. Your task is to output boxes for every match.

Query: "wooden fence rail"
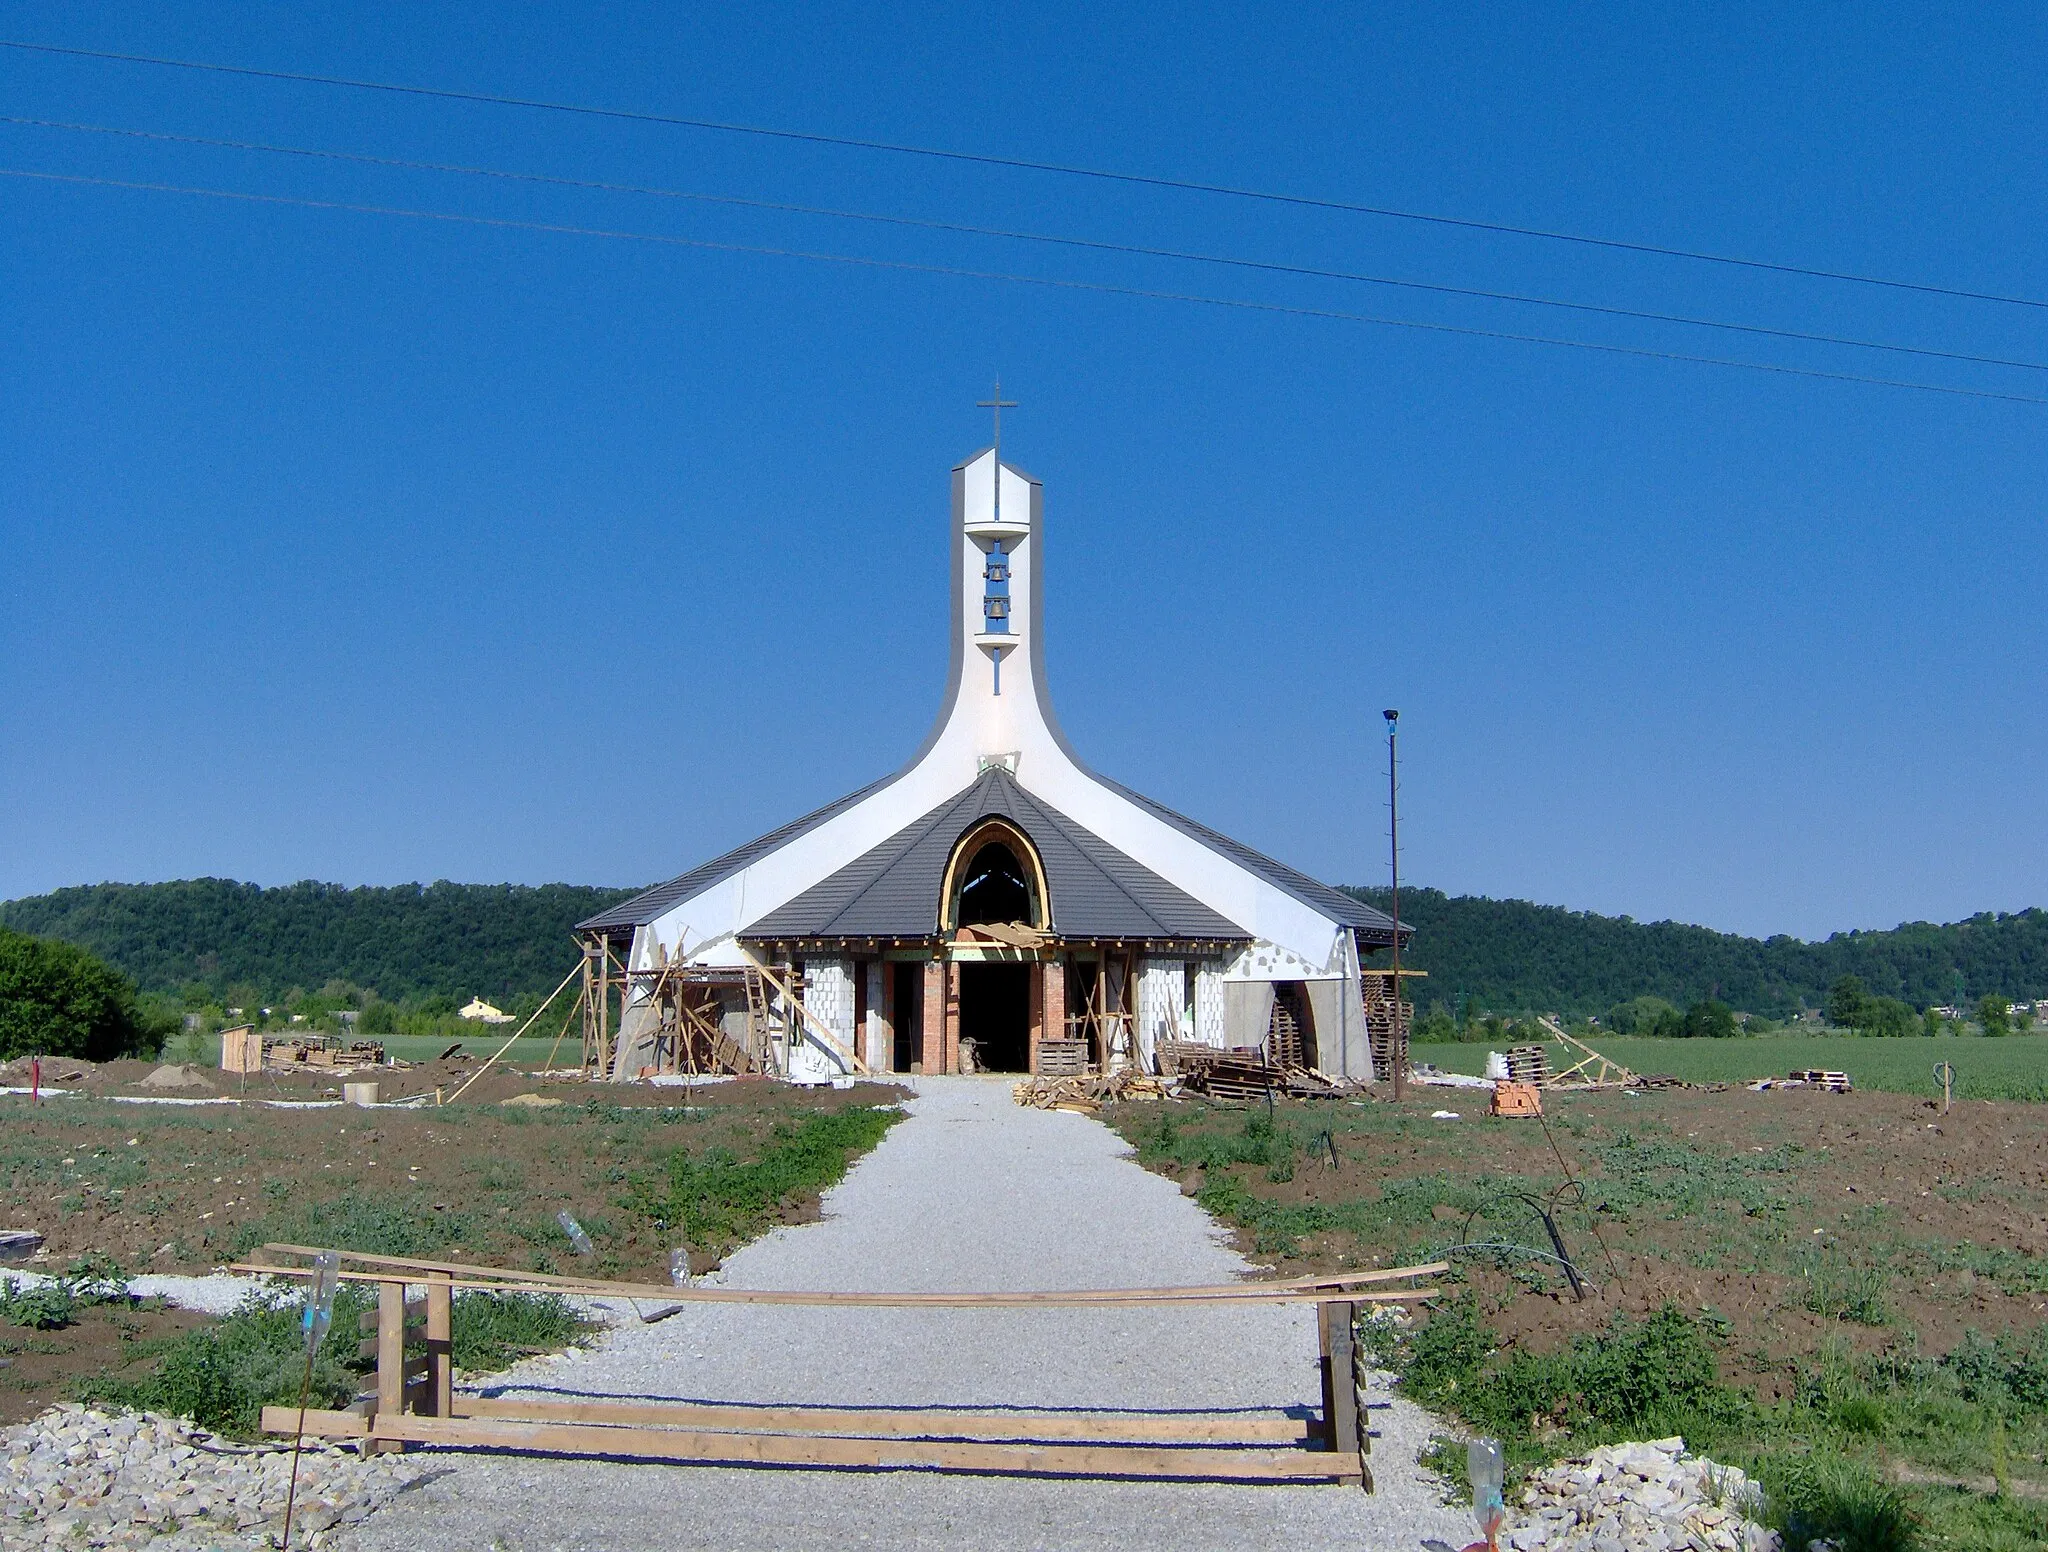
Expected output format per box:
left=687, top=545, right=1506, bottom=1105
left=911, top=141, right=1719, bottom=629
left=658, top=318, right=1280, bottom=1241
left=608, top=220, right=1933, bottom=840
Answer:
left=253, top=1247, right=1441, bottom=1488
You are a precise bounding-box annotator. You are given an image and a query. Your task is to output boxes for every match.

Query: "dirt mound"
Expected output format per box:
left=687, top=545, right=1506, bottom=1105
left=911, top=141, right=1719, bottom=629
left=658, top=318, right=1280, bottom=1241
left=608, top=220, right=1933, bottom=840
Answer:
left=137, top=1064, right=214, bottom=1090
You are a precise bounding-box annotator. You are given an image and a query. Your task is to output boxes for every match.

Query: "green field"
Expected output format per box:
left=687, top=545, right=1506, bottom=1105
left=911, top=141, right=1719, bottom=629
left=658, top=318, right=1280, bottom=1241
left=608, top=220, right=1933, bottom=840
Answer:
left=1414, top=1032, right=2048, bottom=1100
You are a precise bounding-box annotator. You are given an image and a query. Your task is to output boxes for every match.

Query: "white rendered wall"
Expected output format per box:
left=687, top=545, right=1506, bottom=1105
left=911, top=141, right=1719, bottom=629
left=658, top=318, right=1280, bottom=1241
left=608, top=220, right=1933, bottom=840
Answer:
left=864, top=960, right=886, bottom=1071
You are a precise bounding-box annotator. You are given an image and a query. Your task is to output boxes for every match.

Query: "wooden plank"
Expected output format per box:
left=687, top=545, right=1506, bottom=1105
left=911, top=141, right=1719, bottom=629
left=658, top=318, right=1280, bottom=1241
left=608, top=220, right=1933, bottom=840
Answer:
left=259, top=1244, right=1444, bottom=1304
left=240, top=1261, right=1436, bottom=1309
left=425, top=1273, right=453, bottom=1420
left=376, top=1281, right=405, bottom=1427
left=363, top=1414, right=1365, bottom=1482
left=1320, top=1300, right=1362, bottom=1461
left=453, top=1397, right=1312, bottom=1445
left=264, top=1406, right=369, bottom=1438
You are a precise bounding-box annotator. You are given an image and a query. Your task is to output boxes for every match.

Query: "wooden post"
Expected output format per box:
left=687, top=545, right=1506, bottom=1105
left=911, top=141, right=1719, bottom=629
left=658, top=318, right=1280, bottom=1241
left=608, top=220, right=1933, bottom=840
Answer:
left=375, top=1280, right=406, bottom=1452
left=1318, top=1299, right=1368, bottom=1489
left=425, top=1271, right=454, bottom=1420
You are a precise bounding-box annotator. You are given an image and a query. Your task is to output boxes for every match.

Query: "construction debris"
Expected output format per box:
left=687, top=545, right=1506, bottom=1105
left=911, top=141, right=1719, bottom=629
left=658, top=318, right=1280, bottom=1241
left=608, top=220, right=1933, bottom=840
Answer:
left=1534, top=1018, right=1642, bottom=1090
left=1490, top=1080, right=1543, bottom=1117
left=1012, top=1071, right=1171, bottom=1112
left=1167, top=1046, right=1363, bottom=1101
left=1750, top=1070, right=1852, bottom=1093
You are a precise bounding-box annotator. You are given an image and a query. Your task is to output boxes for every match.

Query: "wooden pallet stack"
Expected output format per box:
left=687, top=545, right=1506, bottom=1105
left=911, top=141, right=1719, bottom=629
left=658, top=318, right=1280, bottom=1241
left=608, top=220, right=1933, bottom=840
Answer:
left=1013, top=1070, right=1171, bottom=1112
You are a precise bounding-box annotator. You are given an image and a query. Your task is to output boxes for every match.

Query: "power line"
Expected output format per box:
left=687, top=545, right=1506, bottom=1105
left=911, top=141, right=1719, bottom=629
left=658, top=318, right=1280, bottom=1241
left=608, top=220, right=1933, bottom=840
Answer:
left=4, top=35, right=2045, bottom=314
left=10, top=113, right=2044, bottom=376
left=7, top=165, right=2042, bottom=406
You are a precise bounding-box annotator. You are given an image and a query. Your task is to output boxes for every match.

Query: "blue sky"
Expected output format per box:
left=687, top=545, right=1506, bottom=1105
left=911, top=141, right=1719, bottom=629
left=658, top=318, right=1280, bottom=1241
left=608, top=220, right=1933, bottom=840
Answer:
left=1, top=3, right=2043, bottom=940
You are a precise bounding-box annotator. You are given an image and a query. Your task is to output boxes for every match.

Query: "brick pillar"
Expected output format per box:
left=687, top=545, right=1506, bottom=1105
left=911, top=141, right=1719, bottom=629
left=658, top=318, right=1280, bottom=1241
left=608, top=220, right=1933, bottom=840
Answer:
left=920, top=959, right=944, bottom=1074
left=943, top=962, right=960, bottom=1074
left=1028, top=963, right=1044, bottom=1075
left=1044, top=956, right=1068, bottom=1062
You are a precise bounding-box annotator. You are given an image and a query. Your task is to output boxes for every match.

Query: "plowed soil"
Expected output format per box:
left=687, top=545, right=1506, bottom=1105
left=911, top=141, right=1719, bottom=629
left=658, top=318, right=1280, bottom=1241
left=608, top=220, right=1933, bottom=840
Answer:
left=1109, top=1084, right=2048, bottom=1389
left=0, top=1057, right=907, bottom=1285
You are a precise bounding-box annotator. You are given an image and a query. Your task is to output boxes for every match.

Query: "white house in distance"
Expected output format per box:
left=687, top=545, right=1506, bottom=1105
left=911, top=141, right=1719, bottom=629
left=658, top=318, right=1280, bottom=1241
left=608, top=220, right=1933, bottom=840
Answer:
left=576, top=442, right=1407, bottom=1082
left=458, top=997, right=514, bottom=1025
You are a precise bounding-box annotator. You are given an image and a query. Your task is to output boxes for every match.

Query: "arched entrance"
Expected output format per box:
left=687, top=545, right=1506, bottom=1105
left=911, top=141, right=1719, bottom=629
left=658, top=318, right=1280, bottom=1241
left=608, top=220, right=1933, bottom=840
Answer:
left=940, top=818, right=1050, bottom=1073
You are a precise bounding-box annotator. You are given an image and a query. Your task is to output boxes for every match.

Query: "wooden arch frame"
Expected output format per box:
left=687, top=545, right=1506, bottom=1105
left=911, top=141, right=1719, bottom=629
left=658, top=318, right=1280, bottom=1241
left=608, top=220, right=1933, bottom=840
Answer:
left=939, top=817, right=1051, bottom=933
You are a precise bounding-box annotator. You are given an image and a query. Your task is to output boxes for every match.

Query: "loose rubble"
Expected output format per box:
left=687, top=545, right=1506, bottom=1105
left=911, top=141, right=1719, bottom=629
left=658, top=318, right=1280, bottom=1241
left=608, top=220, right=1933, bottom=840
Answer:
left=0, top=1403, right=422, bottom=1550
left=1508, top=1437, right=1780, bottom=1552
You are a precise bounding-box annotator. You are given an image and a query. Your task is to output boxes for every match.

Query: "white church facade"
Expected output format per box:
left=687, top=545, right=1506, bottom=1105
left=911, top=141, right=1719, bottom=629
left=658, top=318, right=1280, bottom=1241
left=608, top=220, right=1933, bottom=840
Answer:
left=575, top=444, right=1406, bottom=1082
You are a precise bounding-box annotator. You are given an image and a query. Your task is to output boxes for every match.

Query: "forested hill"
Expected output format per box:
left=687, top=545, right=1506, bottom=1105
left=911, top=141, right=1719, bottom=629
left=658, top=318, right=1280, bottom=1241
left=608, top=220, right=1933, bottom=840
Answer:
left=1343, top=887, right=2048, bottom=1017
left=0, top=880, right=638, bottom=1004
left=5, top=877, right=2044, bottom=1019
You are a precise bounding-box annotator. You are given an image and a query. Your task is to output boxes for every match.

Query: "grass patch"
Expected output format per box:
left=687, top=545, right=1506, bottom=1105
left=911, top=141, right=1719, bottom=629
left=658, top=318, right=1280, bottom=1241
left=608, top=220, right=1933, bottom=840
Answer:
left=1384, top=1296, right=1751, bottom=1471
left=1368, top=1298, right=2048, bottom=1551
left=78, top=1285, right=590, bottom=1439
left=624, top=1106, right=902, bottom=1259
left=228, top=1191, right=477, bottom=1259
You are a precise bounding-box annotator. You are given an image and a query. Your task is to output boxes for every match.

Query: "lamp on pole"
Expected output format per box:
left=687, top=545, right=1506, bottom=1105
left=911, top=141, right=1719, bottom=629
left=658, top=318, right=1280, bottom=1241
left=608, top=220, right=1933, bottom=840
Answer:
left=1384, top=709, right=1405, bottom=1100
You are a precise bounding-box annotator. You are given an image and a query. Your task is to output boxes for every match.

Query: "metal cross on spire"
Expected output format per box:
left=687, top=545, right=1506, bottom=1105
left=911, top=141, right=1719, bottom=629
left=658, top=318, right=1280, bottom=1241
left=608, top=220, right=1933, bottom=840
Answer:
left=977, top=379, right=1018, bottom=523
left=977, top=378, right=1018, bottom=463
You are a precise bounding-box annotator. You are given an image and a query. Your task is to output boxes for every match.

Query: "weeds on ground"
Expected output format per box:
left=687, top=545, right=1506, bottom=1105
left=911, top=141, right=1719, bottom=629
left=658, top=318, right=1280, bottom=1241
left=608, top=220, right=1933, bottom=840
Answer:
left=624, top=1106, right=901, bottom=1258
left=1803, top=1250, right=1893, bottom=1326
left=1370, top=1296, right=2048, bottom=1552
left=227, top=1191, right=477, bottom=1259
left=79, top=1284, right=590, bottom=1439
left=0, top=1255, right=135, bottom=1330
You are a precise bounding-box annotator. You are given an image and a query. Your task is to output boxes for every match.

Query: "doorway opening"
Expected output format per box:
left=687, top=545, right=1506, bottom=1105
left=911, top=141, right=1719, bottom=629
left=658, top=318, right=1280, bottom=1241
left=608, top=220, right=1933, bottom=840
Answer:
left=959, top=961, right=1031, bottom=1072
left=892, top=962, right=922, bottom=1073
left=956, top=842, right=1033, bottom=926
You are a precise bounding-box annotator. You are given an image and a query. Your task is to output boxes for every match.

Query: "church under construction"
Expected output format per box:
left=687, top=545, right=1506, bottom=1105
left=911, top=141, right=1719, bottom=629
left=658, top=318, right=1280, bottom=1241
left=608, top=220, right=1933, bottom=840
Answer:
left=574, top=442, right=1409, bottom=1084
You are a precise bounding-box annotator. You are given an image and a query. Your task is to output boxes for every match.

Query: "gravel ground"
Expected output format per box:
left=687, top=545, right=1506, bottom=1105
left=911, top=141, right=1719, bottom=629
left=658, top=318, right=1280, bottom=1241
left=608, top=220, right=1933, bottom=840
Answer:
left=336, top=1077, right=1471, bottom=1552
left=0, top=1271, right=266, bottom=1316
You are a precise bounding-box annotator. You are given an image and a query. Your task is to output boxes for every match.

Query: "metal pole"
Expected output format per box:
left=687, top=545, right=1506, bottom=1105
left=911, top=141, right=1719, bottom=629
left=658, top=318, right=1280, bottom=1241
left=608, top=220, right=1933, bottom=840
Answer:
left=1384, top=710, right=1404, bottom=1101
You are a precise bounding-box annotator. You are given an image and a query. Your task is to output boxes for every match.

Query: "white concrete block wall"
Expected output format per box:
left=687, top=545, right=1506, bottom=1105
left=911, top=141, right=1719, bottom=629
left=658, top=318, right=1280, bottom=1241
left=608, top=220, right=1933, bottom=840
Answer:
left=1137, top=958, right=1183, bottom=1069
left=794, top=959, right=856, bottom=1080
left=1194, top=961, right=1225, bottom=1047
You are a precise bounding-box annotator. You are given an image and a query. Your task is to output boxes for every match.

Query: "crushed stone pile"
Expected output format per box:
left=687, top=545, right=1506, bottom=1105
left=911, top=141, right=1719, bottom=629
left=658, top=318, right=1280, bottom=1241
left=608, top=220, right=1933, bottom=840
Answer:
left=1508, top=1436, right=1781, bottom=1552
left=0, top=1403, right=422, bottom=1550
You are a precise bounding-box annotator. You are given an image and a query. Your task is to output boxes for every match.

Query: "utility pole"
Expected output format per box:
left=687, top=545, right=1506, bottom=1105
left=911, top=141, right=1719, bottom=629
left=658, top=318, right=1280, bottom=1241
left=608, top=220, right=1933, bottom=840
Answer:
left=1384, top=709, right=1405, bottom=1100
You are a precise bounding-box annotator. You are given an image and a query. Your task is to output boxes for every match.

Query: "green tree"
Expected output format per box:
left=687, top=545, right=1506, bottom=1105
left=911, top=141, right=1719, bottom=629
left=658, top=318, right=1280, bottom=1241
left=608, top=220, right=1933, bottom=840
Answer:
left=0, top=927, right=169, bottom=1061
left=1978, top=993, right=2012, bottom=1037
left=1864, top=996, right=1915, bottom=1038
left=1921, top=1006, right=1945, bottom=1038
left=1679, top=999, right=1739, bottom=1039
left=1825, top=975, right=1870, bottom=1031
left=1414, top=1006, right=1458, bottom=1043
left=1605, top=995, right=1680, bottom=1035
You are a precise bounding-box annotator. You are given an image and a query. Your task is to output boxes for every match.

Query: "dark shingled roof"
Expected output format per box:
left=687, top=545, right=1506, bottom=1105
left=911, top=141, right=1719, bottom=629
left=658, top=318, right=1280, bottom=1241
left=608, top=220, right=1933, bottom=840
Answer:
left=574, top=775, right=894, bottom=934
left=1094, top=776, right=1406, bottom=945
left=741, top=768, right=1247, bottom=942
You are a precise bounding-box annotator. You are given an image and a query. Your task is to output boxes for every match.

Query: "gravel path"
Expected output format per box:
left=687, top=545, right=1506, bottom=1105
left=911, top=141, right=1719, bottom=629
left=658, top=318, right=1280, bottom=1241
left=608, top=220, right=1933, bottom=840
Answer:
left=338, top=1077, right=1469, bottom=1551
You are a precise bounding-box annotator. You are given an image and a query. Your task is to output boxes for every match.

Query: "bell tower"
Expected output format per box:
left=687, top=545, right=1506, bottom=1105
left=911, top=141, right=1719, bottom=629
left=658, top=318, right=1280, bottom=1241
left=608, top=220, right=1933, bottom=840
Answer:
left=919, top=383, right=1069, bottom=780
